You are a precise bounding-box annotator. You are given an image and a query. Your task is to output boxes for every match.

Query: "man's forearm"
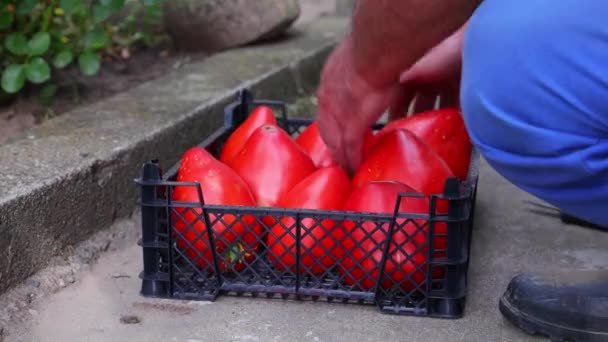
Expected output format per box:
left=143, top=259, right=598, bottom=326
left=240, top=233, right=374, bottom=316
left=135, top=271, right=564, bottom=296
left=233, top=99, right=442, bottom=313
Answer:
left=350, top=0, right=479, bottom=88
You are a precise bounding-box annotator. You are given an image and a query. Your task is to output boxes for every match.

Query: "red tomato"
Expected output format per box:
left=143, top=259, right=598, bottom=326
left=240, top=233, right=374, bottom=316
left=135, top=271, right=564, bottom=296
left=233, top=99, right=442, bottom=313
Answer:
left=227, top=124, right=317, bottom=207
left=220, top=105, right=276, bottom=164
left=267, top=166, right=352, bottom=274
left=338, top=181, right=432, bottom=291
left=172, top=147, right=261, bottom=273
left=375, top=108, right=472, bottom=180
left=362, top=130, right=378, bottom=161
left=296, top=121, right=377, bottom=168
left=351, top=128, right=455, bottom=212
left=295, top=121, right=338, bottom=168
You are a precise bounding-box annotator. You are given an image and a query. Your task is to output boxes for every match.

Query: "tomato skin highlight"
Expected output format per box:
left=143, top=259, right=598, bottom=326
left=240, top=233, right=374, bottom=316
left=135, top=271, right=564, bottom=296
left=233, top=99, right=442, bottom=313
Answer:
left=268, top=166, right=352, bottom=274
left=172, top=147, right=261, bottom=273
left=220, top=105, right=277, bottom=164
left=227, top=124, right=317, bottom=208
left=337, top=181, right=436, bottom=291
left=374, top=108, right=472, bottom=180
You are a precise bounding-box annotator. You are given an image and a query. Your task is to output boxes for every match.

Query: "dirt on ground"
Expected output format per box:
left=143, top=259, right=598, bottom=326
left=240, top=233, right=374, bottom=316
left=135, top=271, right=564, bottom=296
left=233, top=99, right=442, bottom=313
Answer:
left=0, top=46, right=207, bottom=145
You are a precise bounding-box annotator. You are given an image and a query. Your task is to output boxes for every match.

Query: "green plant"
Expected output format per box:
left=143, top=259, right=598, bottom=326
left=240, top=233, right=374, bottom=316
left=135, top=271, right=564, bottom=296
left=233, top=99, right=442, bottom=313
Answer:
left=114, top=0, right=168, bottom=49
left=0, top=0, right=165, bottom=101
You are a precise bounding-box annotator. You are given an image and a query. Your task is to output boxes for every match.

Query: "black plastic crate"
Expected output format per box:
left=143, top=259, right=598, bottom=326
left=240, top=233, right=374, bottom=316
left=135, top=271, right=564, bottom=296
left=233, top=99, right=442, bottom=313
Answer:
left=135, top=89, right=480, bottom=318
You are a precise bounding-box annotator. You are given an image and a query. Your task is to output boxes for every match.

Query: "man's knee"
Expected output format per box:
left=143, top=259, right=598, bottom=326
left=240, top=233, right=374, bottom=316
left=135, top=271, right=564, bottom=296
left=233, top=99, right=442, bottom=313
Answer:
left=461, top=0, right=608, bottom=132
left=459, top=0, right=608, bottom=225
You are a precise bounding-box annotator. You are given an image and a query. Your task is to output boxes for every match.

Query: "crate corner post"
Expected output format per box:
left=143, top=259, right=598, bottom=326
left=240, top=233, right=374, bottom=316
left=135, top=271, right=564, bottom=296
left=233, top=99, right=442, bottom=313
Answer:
left=138, top=160, right=170, bottom=298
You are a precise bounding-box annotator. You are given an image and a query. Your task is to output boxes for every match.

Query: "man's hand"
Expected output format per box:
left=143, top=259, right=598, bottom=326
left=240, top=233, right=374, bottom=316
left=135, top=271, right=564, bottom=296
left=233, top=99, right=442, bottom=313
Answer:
left=390, top=23, right=467, bottom=119
left=315, top=0, right=478, bottom=173
left=316, top=35, right=401, bottom=173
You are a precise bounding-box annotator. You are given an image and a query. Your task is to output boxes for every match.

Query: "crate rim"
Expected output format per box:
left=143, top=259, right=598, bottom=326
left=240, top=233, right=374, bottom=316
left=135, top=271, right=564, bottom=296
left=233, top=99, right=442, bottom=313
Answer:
left=135, top=88, right=481, bottom=203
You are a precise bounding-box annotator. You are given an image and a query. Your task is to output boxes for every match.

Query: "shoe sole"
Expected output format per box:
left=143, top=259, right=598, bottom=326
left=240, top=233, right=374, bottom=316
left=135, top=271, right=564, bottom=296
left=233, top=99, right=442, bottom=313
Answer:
left=499, top=296, right=608, bottom=342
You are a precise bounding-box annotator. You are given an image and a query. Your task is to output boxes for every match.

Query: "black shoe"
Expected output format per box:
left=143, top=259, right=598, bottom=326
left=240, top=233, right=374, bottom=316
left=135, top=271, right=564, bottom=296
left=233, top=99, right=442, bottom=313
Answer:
left=499, top=271, right=608, bottom=342
left=558, top=212, right=608, bottom=232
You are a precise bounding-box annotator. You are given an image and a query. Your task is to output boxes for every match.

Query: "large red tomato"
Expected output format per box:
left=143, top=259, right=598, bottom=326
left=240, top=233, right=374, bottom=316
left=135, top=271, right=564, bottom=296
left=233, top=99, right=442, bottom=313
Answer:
left=374, top=108, right=472, bottom=180
left=351, top=129, right=454, bottom=262
left=220, top=105, right=276, bottom=164
left=338, top=181, right=432, bottom=291
left=295, top=121, right=338, bottom=168
left=172, top=147, right=261, bottom=273
left=227, top=124, right=317, bottom=207
left=296, top=121, right=377, bottom=168
left=351, top=128, right=455, bottom=211
left=267, top=166, right=352, bottom=274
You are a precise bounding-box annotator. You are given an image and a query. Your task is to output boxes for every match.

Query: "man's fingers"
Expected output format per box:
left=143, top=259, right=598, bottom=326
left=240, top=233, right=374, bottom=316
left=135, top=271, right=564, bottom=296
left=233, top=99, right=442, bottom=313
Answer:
left=318, top=115, right=368, bottom=174
left=316, top=105, right=348, bottom=168
left=343, top=133, right=365, bottom=174
left=315, top=33, right=400, bottom=173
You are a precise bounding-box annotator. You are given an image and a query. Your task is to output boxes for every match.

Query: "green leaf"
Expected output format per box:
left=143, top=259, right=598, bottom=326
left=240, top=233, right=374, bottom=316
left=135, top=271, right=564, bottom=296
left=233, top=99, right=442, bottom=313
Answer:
left=100, top=0, right=126, bottom=10
left=92, top=4, right=112, bottom=23
left=141, top=0, right=162, bottom=6
left=0, top=10, right=13, bottom=30
left=78, top=52, right=101, bottom=76
left=28, top=32, right=51, bottom=56
left=16, top=0, right=38, bottom=14
left=5, top=33, right=28, bottom=56
left=83, top=28, right=109, bottom=50
left=26, top=57, right=51, bottom=84
left=1, top=64, right=26, bottom=93
left=39, top=83, right=57, bottom=106
left=60, top=0, right=84, bottom=14
left=53, top=50, right=73, bottom=68
left=111, top=0, right=126, bottom=10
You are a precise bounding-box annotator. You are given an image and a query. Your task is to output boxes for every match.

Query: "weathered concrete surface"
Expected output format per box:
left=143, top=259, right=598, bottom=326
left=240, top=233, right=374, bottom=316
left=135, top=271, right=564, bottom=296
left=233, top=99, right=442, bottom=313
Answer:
left=4, top=158, right=607, bottom=342
left=0, top=17, right=349, bottom=296
left=335, top=0, right=355, bottom=16
left=295, top=0, right=338, bottom=27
